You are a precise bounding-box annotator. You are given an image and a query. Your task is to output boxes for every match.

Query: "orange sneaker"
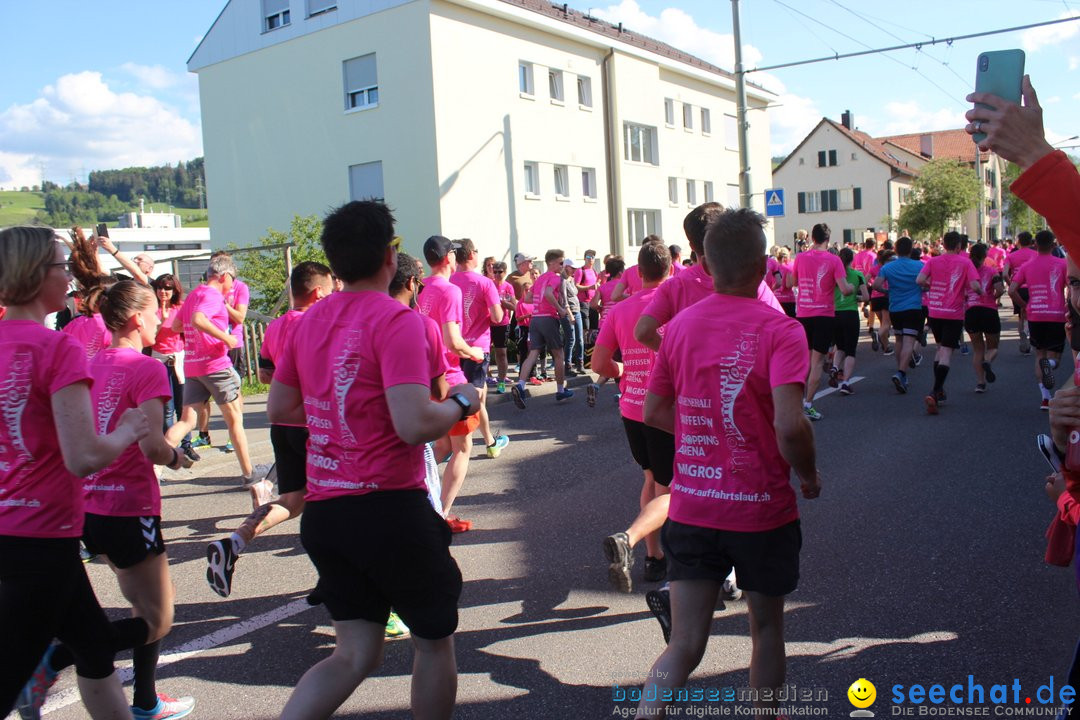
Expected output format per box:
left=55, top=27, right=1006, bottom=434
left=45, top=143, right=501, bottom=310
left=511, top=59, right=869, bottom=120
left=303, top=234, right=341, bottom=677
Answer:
left=446, top=516, right=472, bottom=533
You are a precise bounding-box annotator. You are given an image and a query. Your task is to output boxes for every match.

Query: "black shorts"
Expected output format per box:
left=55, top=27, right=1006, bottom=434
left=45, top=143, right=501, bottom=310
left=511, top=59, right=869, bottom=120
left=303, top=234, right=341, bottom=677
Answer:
left=491, top=325, right=508, bottom=349
left=82, top=514, right=165, bottom=570
left=460, top=353, right=491, bottom=388
left=928, top=317, right=964, bottom=349
left=890, top=308, right=925, bottom=336
left=1014, top=287, right=1030, bottom=315
left=869, top=296, right=889, bottom=313
left=833, top=310, right=860, bottom=356
left=300, top=491, right=462, bottom=639
left=1029, top=321, right=1066, bottom=352
left=964, top=306, right=1001, bottom=336
left=621, top=418, right=676, bottom=487
left=798, top=315, right=835, bottom=355
left=271, top=424, right=309, bottom=495
left=780, top=302, right=797, bottom=318
left=662, top=519, right=802, bottom=597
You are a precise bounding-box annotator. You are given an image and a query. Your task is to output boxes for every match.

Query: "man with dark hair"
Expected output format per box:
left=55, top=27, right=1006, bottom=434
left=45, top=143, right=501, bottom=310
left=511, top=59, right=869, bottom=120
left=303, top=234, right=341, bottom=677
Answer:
left=512, top=249, right=575, bottom=408
left=786, top=223, right=853, bottom=421
left=667, top=245, right=684, bottom=275
left=874, top=237, right=925, bottom=393
left=1009, top=229, right=1068, bottom=409
left=1007, top=231, right=1038, bottom=353
left=917, top=231, right=981, bottom=414
left=269, top=202, right=479, bottom=719
left=594, top=242, right=673, bottom=593
left=636, top=207, right=819, bottom=718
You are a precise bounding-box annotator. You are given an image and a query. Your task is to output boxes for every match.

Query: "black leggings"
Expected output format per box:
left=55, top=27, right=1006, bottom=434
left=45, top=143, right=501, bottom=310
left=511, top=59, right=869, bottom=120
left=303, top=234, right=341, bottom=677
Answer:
left=0, top=536, right=120, bottom=714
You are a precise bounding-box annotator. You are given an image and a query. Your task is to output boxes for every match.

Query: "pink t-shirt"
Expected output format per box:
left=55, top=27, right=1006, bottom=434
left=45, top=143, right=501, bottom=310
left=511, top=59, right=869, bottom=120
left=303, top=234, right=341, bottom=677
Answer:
left=967, top=262, right=1001, bottom=310
left=1006, top=247, right=1037, bottom=278
left=642, top=264, right=783, bottom=329
left=595, top=288, right=660, bottom=422
left=987, top=246, right=1006, bottom=272
left=648, top=294, right=809, bottom=532
left=531, top=271, right=563, bottom=318
left=621, top=266, right=643, bottom=296
left=419, top=311, right=450, bottom=382
left=225, top=279, right=250, bottom=342
left=179, top=284, right=232, bottom=377
left=853, top=249, right=876, bottom=275
left=83, top=348, right=171, bottom=517
left=153, top=303, right=185, bottom=356
left=494, top=281, right=514, bottom=327
left=792, top=249, right=846, bottom=317
left=450, top=270, right=500, bottom=351
left=575, top=266, right=599, bottom=304
left=275, top=291, right=430, bottom=500
left=417, top=274, right=466, bottom=386
left=922, top=253, right=979, bottom=320
left=868, top=262, right=887, bottom=299
left=261, top=309, right=308, bottom=428
left=596, top=281, right=620, bottom=328
left=516, top=300, right=534, bottom=326
left=1012, top=253, right=1068, bottom=322
left=63, top=314, right=111, bottom=360
left=0, top=322, right=93, bottom=538
left=774, top=263, right=796, bottom=303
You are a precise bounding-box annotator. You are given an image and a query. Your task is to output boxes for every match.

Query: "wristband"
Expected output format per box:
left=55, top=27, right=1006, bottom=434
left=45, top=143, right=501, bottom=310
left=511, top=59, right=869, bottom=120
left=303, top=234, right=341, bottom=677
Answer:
left=110, top=248, right=119, bottom=257
left=167, top=447, right=180, bottom=469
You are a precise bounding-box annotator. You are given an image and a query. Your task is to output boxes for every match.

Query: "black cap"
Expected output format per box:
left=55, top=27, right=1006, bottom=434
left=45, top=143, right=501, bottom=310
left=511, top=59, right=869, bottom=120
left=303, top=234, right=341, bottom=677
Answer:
left=423, top=235, right=461, bottom=266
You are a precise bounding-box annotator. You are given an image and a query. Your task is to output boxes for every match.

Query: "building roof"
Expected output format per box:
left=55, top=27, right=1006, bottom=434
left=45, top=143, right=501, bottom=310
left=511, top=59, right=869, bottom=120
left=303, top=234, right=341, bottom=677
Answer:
left=773, top=117, right=918, bottom=177
left=879, top=128, right=978, bottom=164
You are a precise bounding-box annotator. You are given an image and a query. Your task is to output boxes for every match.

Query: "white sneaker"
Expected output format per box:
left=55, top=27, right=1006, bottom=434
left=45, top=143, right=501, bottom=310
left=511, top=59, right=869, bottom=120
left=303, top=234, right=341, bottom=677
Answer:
left=242, top=464, right=273, bottom=488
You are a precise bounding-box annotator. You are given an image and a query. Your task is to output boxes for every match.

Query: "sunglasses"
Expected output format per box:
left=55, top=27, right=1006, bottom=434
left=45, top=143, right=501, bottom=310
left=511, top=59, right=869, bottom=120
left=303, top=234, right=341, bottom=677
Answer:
left=48, top=261, right=73, bottom=276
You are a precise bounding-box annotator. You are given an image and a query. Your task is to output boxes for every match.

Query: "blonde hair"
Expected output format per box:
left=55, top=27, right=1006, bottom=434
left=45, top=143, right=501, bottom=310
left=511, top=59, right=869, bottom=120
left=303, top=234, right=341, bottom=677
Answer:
left=0, top=226, right=58, bottom=306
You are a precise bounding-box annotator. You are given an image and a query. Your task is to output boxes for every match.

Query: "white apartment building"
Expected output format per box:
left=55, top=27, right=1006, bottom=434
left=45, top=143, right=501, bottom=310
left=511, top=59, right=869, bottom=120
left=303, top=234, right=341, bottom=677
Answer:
left=188, top=0, right=776, bottom=262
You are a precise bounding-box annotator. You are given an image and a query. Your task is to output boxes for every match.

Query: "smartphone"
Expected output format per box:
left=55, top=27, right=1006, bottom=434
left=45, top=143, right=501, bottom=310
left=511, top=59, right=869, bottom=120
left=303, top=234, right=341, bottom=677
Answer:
left=1038, top=434, right=1063, bottom=474
left=972, top=49, right=1025, bottom=144
left=96, top=223, right=109, bottom=238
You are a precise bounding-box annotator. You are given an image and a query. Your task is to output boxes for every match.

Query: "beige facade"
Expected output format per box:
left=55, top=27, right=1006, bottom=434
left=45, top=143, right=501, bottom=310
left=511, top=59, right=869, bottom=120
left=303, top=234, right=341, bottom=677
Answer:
left=189, top=0, right=775, bottom=263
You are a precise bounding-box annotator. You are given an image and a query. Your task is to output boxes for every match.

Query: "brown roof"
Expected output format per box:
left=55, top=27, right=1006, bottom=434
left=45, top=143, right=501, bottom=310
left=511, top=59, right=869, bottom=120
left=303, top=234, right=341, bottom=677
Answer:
left=772, top=117, right=917, bottom=177
left=880, top=129, right=977, bottom=164
left=496, top=0, right=771, bottom=94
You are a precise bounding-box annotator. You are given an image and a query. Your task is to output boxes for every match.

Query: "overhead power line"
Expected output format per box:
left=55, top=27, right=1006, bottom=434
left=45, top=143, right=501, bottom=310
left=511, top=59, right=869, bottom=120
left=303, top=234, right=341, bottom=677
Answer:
left=746, top=15, right=1080, bottom=74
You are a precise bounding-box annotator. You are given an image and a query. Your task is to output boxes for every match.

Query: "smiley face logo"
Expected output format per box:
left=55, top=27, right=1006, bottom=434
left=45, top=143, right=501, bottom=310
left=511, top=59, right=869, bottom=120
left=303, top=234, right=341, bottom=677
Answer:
left=848, top=678, right=877, bottom=709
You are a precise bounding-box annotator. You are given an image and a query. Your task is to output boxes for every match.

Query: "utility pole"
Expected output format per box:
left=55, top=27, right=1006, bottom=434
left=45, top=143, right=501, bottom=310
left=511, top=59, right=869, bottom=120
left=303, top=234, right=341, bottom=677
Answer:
left=731, top=0, right=752, bottom=209
left=974, top=146, right=983, bottom=242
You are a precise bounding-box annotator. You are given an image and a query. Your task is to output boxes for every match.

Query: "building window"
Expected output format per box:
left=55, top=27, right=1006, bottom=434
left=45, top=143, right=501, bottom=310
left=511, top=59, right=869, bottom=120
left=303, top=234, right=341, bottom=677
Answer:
left=263, top=0, right=290, bottom=30
left=819, top=150, right=838, bottom=167
left=306, top=0, right=336, bottom=16
left=853, top=187, right=862, bottom=209
left=627, top=209, right=660, bottom=247
left=829, top=149, right=838, bottom=166
left=581, top=168, right=597, bottom=199
left=668, top=177, right=679, bottom=205
left=519, top=62, right=534, bottom=96
left=554, top=165, right=569, bottom=198
left=343, top=54, right=378, bottom=111
left=727, top=184, right=741, bottom=209
left=839, top=188, right=853, bottom=211
left=701, top=108, right=711, bottom=135
left=820, top=189, right=838, bottom=211
left=798, top=191, right=820, bottom=213
left=524, top=162, right=539, bottom=196
left=348, top=161, right=383, bottom=202
left=577, top=76, right=592, bottom=108
left=548, top=70, right=564, bottom=102
left=704, top=181, right=714, bottom=203
left=817, top=151, right=826, bottom=167
left=724, top=114, right=738, bottom=151
left=799, top=158, right=805, bottom=165
left=623, top=123, right=659, bottom=165
left=664, top=99, right=675, bottom=126
left=683, top=103, right=693, bottom=130
left=686, top=179, right=697, bottom=206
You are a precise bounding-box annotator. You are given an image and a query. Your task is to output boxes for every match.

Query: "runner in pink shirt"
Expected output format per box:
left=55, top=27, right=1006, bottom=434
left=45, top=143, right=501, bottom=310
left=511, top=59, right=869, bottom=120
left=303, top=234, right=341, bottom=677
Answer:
left=612, top=262, right=643, bottom=301
left=269, top=201, right=479, bottom=720
left=787, top=223, right=853, bottom=421
left=150, top=273, right=199, bottom=464
left=512, top=249, right=575, bottom=408
left=1007, top=232, right=1039, bottom=354
left=853, top=238, right=877, bottom=275
left=588, top=257, right=626, bottom=404
left=1009, top=230, right=1068, bottom=409
left=223, top=271, right=250, bottom=373
left=964, top=243, right=1005, bottom=392
left=987, top=239, right=1007, bottom=273
left=62, top=312, right=111, bottom=359
left=574, top=249, right=601, bottom=333
left=774, top=249, right=796, bottom=317
left=917, top=231, right=981, bottom=414
left=0, top=228, right=151, bottom=720
left=490, top=261, right=517, bottom=392
left=635, top=208, right=820, bottom=716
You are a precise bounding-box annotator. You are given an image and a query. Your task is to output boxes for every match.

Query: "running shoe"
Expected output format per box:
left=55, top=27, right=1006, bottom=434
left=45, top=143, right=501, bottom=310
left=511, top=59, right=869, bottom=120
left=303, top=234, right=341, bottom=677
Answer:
left=574, top=363, right=586, bottom=374
left=206, top=537, right=238, bottom=598
left=16, top=645, right=59, bottom=720
left=486, top=434, right=509, bottom=458
left=936, top=389, right=947, bottom=405
left=924, top=394, right=939, bottom=415
left=80, top=541, right=97, bottom=563
left=612, top=392, right=622, bottom=401
left=555, top=388, right=574, bottom=401
left=983, top=362, right=996, bottom=383
left=645, top=587, right=672, bottom=645
left=1042, top=398, right=1051, bottom=411
left=181, top=444, right=201, bottom=463
left=803, top=405, right=823, bottom=421
left=496, top=381, right=506, bottom=394
left=192, top=435, right=211, bottom=449
left=959, top=344, right=971, bottom=356
left=722, top=572, right=743, bottom=601
left=242, top=464, right=273, bottom=488
left=485, top=376, right=499, bottom=387
left=1040, top=358, right=1056, bottom=390
left=384, top=612, right=410, bottom=640
left=586, top=382, right=599, bottom=408
left=511, top=383, right=528, bottom=409
left=446, top=516, right=472, bottom=533
left=883, top=345, right=895, bottom=356
left=839, top=383, right=854, bottom=395
left=603, top=531, right=633, bottom=593
left=1020, top=338, right=1032, bottom=355
left=871, top=329, right=880, bottom=352
left=643, top=555, right=667, bottom=583
left=892, top=373, right=908, bottom=394
left=827, top=367, right=839, bottom=388
left=975, top=383, right=987, bottom=394
left=909, top=352, right=923, bottom=369
left=222, top=440, right=234, bottom=453
left=250, top=478, right=274, bottom=510
left=131, top=693, right=195, bottom=719
left=542, top=375, right=555, bottom=383
left=527, top=376, right=543, bottom=386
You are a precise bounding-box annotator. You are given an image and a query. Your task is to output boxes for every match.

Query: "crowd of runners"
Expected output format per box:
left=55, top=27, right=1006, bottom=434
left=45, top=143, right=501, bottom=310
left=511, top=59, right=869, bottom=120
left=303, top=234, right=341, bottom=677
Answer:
left=1, top=75, right=1079, bottom=720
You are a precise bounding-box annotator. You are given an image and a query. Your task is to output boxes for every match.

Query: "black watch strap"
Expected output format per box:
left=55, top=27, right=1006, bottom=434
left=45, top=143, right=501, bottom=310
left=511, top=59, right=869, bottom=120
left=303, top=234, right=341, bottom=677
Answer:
left=449, top=393, right=471, bottom=420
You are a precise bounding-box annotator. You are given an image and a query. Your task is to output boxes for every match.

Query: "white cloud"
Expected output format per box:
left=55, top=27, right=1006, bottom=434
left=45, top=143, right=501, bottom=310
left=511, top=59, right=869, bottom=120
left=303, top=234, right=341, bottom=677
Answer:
left=1021, top=10, right=1080, bottom=51
left=1046, top=95, right=1062, bottom=104
left=859, top=101, right=968, bottom=138
left=0, top=71, right=202, bottom=189
left=120, top=62, right=183, bottom=90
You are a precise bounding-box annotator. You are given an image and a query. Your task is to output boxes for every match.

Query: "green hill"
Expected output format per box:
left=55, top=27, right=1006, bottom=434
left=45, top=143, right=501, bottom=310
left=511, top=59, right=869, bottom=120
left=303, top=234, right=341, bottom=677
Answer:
left=0, top=191, right=45, bottom=227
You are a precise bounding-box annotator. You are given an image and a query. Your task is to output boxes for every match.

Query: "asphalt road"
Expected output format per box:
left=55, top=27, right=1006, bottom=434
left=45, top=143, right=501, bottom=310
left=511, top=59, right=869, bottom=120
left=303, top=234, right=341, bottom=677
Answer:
left=22, top=307, right=1080, bottom=720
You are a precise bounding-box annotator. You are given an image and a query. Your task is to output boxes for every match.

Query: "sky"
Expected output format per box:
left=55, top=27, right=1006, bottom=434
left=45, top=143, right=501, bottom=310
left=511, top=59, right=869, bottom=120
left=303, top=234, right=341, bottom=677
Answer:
left=1, top=0, right=1078, bottom=190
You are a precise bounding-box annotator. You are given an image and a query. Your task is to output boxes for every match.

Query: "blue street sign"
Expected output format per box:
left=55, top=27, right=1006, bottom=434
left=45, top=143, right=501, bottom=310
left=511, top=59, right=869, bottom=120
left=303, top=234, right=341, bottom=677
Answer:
left=765, top=188, right=784, bottom=218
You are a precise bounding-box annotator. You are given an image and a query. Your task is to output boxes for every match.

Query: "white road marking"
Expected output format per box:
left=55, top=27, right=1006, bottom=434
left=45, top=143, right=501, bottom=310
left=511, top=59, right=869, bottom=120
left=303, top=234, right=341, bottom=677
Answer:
left=813, top=375, right=864, bottom=401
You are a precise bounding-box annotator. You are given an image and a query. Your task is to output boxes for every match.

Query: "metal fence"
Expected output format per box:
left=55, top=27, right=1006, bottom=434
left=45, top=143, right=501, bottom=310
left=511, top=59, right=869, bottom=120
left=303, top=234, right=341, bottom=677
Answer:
left=239, top=320, right=268, bottom=387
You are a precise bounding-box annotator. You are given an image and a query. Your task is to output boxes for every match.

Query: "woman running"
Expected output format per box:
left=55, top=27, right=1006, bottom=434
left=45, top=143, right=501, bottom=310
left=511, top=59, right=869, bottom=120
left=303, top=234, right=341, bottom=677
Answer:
left=0, top=226, right=150, bottom=720
left=151, top=274, right=200, bottom=464
left=965, top=243, right=1005, bottom=392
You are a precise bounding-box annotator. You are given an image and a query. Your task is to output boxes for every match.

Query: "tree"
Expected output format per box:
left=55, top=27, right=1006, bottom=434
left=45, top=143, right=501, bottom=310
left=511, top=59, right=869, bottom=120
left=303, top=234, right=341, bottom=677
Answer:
left=236, top=214, right=327, bottom=315
left=1002, top=161, right=1042, bottom=236
left=897, top=159, right=982, bottom=240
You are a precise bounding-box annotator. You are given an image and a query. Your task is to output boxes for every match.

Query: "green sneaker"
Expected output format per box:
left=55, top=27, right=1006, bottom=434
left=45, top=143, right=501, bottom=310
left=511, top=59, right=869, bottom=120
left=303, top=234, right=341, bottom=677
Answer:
left=192, top=435, right=211, bottom=449
left=385, top=611, right=410, bottom=639
left=223, top=440, right=234, bottom=453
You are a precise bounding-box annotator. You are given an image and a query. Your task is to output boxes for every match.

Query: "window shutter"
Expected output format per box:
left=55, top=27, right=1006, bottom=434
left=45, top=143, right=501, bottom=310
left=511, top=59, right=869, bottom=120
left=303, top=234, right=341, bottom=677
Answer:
left=843, top=229, right=852, bottom=245
left=853, top=187, right=862, bottom=210
left=829, top=150, right=837, bottom=166
left=344, top=55, right=377, bottom=91
left=818, top=151, right=826, bottom=167
left=829, top=189, right=838, bottom=211
left=820, top=190, right=828, bottom=211
left=798, top=192, right=806, bottom=213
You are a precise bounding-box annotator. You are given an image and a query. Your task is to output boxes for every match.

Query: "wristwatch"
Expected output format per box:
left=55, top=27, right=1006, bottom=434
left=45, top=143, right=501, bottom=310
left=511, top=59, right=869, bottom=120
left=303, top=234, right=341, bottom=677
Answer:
left=449, top=392, right=472, bottom=420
